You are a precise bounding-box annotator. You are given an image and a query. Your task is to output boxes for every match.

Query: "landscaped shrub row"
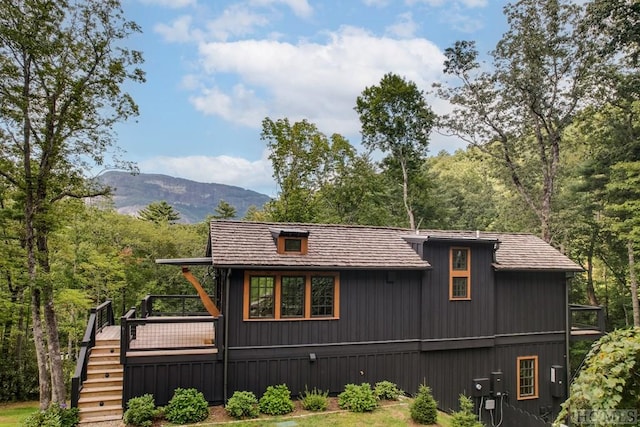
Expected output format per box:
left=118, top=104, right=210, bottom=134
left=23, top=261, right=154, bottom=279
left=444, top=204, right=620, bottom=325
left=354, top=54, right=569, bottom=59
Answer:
left=120, top=379, right=453, bottom=425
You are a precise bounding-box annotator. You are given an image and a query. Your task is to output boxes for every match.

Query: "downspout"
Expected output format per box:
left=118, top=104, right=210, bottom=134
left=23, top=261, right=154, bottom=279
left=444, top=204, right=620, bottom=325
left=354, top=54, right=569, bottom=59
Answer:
left=565, top=274, right=572, bottom=403
left=223, top=268, right=231, bottom=403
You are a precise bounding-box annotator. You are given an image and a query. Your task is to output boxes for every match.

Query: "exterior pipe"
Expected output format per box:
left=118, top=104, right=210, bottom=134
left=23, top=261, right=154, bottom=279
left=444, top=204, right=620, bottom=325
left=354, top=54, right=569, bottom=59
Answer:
left=223, top=268, right=231, bottom=403
left=565, top=273, right=572, bottom=426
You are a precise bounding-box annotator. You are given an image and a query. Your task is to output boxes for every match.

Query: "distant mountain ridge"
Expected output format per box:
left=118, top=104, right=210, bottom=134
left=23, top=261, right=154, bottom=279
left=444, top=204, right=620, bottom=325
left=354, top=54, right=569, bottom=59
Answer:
left=97, top=171, right=271, bottom=223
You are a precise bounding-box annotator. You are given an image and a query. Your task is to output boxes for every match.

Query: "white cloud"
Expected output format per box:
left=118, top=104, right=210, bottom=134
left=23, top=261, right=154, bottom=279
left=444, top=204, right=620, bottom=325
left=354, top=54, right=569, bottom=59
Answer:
left=205, top=5, right=270, bottom=41
left=191, top=26, right=446, bottom=138
left=139, top=0, right=196, bottom=9
left=249, top=0, right=313, bottom=18
left=139, top=152, right=276, bottom=195
left=154, top=15, right=194, bottom=43
left=385, top=12, right=418, bottom=38
left=459, top=0, right=488, bottom=7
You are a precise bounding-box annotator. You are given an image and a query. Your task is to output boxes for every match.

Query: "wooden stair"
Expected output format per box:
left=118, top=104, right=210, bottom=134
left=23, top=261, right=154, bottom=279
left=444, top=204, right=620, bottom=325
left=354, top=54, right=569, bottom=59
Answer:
left=78, top=336, right=123, bottom=424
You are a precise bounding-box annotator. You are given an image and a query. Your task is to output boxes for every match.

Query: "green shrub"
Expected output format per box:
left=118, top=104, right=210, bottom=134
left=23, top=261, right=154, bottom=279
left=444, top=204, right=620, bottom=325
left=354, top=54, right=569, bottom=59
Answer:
left=450, top=394, right=483, bottom=427
left=556, top=328, right=640, bottom=426
left=225, top=391, right=259, bottom=419
left=374, top=380, right=403, bottom=401
left=259, top=384, right=295, bottom=415
left=123, top=394, right=158, bottom=427
left=338, top=383, right=378, bottom=413
left=165, top=388, right=209, bottom=424
left=410, top=384, right=438, bottom=424
left=21, top=404, right=79, bottom=427
left=300, top=386, right=329, bottom=411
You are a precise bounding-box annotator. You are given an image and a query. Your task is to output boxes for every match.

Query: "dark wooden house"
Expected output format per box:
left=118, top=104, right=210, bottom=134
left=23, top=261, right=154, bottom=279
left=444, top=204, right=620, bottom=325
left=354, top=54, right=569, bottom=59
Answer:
left=72, top=220, right=604, bottom=426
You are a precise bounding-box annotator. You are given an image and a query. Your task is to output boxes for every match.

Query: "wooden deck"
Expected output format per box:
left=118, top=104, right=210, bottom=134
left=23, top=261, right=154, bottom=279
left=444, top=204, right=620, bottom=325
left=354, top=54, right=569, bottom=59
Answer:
left=96, top=321, right=217, bottom=356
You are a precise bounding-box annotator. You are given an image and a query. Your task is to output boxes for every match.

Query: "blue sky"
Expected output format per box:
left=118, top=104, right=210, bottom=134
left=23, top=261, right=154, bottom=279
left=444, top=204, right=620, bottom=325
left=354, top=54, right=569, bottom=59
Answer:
left=115, top=0, right=511, bottom=195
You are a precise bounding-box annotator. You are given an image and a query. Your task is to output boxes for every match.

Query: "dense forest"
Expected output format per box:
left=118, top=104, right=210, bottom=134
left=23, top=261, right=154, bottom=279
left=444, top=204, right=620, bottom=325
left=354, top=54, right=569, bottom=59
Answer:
left=1, top=0, right=639, bottom=409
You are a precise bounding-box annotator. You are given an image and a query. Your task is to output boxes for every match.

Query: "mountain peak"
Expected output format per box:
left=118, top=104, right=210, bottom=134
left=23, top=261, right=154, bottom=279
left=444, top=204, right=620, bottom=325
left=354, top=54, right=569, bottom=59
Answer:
left=97, top=171, right=271, bottom=223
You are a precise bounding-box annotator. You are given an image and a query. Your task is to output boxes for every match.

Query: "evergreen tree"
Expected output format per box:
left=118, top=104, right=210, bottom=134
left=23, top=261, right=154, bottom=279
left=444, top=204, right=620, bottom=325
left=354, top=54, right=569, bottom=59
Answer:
left=138, top=201, right=181, bottom=224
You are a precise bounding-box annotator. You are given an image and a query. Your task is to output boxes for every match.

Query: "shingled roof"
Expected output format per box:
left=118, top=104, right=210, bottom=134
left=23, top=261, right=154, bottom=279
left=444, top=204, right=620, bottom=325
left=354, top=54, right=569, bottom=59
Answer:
left=209, top=220, right=430, bottom=270
left=208, top=221, right=582, bottom=272
left=404, top=230, right=583, bottom=272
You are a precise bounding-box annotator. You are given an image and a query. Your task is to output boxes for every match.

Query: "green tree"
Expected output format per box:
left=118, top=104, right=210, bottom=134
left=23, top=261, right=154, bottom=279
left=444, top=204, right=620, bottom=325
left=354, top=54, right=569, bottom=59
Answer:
left=355, top=73, right=435, bottom=230
left=139, top=201, right=180, bottom=224
left=243, top=205, right=267, bottom=221
left=606, top=162, right=640, bottom=326
left=585, top=0, right=640, bottom=67
left=0, top=0, right=143, bottom=407
left=450, top=394, right=483, bottom=427
left=439, top=0, right=596, bottom=242
left=212, top=200, right=237, bottom=219
left=261, top=117, right=355, bottom=223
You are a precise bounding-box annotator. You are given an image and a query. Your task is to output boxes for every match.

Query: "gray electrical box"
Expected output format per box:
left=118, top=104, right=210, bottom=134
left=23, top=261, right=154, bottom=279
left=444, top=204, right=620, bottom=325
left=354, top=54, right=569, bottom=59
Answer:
left=491, top=371, right=504, bottom=395
left=472, top=378, right=490, bottom=397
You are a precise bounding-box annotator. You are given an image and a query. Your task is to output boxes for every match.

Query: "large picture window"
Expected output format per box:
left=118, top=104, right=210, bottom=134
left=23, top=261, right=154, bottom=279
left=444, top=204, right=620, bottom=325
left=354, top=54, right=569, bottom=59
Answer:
left=450, top=247, right=471, bottom=300
left=517, top=356, right=539, bottom=400
left=244, top=271, right=339, bottom=320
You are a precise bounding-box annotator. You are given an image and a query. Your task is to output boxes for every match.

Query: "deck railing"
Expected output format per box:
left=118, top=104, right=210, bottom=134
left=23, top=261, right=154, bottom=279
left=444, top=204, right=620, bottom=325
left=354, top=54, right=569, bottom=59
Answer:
left=140, top=294, right=218, bottom=317
left=570, top=304, right=605, bottom=333
left=71, top=300, right=115, bottom=408
left=120, top=314, right=223, bottom=360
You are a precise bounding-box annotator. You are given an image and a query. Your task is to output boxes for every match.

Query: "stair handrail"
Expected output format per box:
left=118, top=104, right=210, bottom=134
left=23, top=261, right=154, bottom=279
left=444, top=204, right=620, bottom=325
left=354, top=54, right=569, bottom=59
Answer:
left=71, top=300, right=114, bottom=408
left=120, top=307, right=137, bottom=365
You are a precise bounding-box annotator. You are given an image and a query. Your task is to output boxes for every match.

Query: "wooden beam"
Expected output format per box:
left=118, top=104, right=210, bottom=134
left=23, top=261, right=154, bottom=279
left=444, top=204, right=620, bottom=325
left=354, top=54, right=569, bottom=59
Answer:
left=181, top=267, right=220, bottom=317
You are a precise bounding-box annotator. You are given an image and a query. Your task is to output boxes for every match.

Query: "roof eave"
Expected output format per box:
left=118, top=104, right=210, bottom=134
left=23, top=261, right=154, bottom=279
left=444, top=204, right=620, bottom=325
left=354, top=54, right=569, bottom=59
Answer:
left=211, top=263, right=431, bottom=271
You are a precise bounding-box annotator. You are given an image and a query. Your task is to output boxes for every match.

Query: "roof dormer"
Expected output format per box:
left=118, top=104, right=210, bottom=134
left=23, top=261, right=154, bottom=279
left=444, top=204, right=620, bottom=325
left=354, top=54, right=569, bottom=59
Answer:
left=270, top=227, right=310, bottom=255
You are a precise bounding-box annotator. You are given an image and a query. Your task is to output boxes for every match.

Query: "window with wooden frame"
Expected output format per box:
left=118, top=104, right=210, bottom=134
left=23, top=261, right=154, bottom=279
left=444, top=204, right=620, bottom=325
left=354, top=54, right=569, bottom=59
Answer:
left=449, top=247, right=471, bottom=300
left=244, top=271, right=340, bottom=320
left=271, top=228, right=309, bottom=255
left=517, top=356, right=539, bottom=400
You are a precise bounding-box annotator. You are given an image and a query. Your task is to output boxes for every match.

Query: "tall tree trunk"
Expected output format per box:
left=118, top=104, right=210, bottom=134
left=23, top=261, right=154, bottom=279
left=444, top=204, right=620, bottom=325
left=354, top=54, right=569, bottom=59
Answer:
left=627, top=240, right=640, bottom=327
left=37, top=231, right=65, bottom=403
left=31, top=289, right=51, bottom=410
left=400, top=157, right=416, bottom=231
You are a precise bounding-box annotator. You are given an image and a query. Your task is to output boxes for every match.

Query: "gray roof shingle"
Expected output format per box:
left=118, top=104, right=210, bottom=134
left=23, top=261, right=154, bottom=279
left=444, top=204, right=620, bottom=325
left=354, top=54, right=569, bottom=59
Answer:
left=209, top=221, right=582, bottom=272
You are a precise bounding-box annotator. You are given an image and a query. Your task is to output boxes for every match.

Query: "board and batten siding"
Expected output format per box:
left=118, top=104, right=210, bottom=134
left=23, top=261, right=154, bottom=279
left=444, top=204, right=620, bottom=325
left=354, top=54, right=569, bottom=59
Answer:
left=226, top=269, right=423, bottom=348
left=495, top=271, right=567, bottom=335
left=421, top=242, right=496, bottom=340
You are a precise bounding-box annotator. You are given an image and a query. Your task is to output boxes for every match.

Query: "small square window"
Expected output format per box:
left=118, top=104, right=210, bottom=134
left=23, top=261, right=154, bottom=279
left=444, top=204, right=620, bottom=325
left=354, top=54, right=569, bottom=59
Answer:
left=452, top=277, right=468, bottom=299
left=517, top=356, right=539, bottom=400
left=284, top=238, right=302, bottom=252
left=452, top=249, right=468, bottom=270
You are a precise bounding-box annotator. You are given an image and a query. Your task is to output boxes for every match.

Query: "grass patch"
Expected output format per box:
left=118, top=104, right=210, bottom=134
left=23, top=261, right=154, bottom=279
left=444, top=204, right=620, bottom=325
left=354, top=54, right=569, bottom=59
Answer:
left=0, top=401, right=39, bottom=427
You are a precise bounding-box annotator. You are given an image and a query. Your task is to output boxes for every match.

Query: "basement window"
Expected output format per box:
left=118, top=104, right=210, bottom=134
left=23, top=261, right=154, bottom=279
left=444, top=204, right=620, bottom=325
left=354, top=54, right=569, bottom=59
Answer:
left=244, top=271, right=339, bottom=320
left=450, top=247, right=471, bottom=300
left=517, top=356, right=539, bottom=400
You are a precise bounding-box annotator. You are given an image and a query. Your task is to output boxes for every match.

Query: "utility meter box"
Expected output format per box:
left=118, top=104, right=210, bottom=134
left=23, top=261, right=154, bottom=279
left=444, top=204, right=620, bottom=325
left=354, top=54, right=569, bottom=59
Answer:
left=491, top=371, right=504, bottom=396
left=550, top=365, right=565, bottom=398
left=472, top=378, right=490, bottom=397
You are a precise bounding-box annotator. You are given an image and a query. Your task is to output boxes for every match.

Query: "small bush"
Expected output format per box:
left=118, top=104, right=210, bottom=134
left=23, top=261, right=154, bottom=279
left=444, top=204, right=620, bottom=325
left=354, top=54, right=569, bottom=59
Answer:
left=450, top=394, right=482, bottom=427
left=225, top=391, right=259, bottom=419
left=410, top=384, right=438, bottom=424
left=338, top=383, right=378, bottom=413
left=374, top=380, right=403, bottom=401
left=300, top=386, right=329, bottom=411
left=259, top=384, right=295, bottom=415
left=21, top=404, right=79, bottom=427
left=123, top=394, right=157, bottom=427
left=165, top=388, right=209, bottom=424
